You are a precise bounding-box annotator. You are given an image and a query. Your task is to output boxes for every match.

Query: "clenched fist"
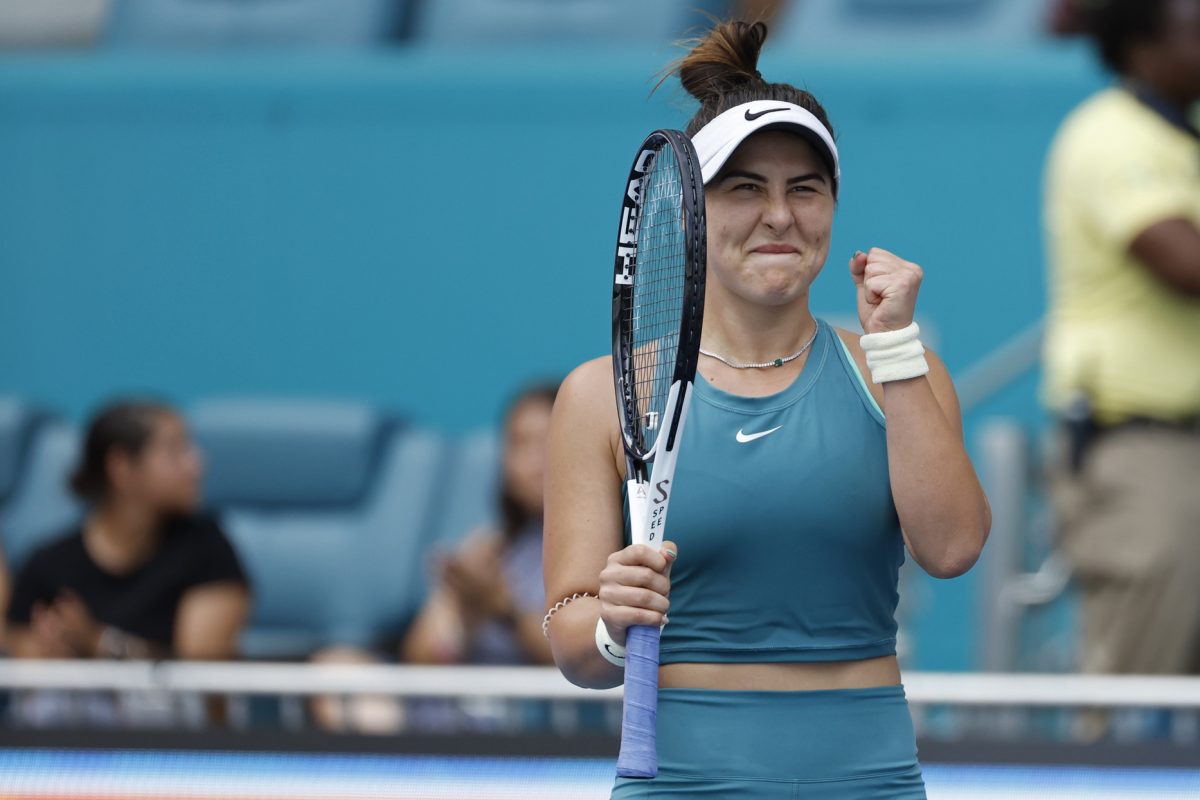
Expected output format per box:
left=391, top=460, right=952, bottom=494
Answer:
left=849, top=248, right=924, bottom=335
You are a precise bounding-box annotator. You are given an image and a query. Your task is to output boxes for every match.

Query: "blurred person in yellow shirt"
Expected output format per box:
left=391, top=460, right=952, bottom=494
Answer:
left=1044, top=0, right=1200, bottom=676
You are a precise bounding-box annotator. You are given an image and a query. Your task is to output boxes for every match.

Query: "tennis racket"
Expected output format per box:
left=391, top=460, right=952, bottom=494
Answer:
left=610, top=129, right=706, bottom=779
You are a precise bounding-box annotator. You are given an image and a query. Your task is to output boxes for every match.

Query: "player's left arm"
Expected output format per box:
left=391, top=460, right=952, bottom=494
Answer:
left=849, top=248, right=991, bottom=579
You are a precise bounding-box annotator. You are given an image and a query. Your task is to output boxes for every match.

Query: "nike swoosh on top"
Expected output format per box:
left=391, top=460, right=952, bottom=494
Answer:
left=744, top=107, right=790, bottom=121
left=735, top=426, right=783, bottom=443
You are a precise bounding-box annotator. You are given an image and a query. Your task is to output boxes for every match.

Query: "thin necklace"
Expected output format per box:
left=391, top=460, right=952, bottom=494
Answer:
left=699, top=324, right=819, bottom=369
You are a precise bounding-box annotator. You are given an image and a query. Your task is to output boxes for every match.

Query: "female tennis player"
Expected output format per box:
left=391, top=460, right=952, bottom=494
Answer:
left=543, top=20, right=990, bottom=799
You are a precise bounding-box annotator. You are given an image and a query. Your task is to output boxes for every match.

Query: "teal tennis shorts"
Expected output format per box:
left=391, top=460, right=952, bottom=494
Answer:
left=610, top=684, right=926, bottom=799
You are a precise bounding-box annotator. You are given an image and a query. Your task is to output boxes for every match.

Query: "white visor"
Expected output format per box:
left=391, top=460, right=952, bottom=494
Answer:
left=691, top=100, right=840, bottom=192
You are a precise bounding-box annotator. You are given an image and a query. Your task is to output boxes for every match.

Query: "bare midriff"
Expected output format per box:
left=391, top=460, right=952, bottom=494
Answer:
left=659, top=654, right=901, bottom=691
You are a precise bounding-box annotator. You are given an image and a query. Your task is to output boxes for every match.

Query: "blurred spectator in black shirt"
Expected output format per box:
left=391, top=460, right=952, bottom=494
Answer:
left=7, top=400, right=249, bottom=661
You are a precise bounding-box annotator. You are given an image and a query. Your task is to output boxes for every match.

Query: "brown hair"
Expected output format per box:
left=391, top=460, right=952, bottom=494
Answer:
left=666, top=20, right=836, bottom=177
left=497, top=381, right=559, bottom=544
left=70, top=399, right=174, bottom=504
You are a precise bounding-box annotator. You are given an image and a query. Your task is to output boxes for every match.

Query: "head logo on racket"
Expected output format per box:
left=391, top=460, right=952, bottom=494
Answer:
left=615, top=149, right=657, bottom=286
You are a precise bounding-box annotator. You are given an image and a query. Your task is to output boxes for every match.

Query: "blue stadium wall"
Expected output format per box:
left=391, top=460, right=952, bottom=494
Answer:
left=0, top=44, right=1108, bottom=670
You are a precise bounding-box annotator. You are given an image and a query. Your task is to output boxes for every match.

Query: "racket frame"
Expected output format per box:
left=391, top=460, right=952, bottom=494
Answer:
left=612, top=130, right=705, bottom=475
left=609, top=129, right=706, bottom=779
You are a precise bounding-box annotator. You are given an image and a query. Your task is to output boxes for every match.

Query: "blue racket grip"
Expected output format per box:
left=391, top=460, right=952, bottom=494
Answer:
left=615, top=623, right=660, bottom=778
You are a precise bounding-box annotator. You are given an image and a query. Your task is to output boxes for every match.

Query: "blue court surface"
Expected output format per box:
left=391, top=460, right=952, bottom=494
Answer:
left=0, top=750, right=1197, bottom=799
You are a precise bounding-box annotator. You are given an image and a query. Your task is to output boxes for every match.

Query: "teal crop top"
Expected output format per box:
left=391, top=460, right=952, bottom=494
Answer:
left=624, top=317, right=904, bottom=664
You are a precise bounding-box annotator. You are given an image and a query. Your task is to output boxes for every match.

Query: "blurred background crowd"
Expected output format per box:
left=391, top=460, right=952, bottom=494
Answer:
left=1, top=0, right=1199, bottom=748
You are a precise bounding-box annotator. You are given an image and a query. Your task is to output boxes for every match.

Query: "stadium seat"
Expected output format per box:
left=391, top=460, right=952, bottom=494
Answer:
left=412, top=429, right=502, bottom=600
left=0, top=397, right=42, bottom=509
left=430, top=428, right=500, bottom=547
left=773, top=0, right=1048, bottom=48
left=0, top=417, right=83, bottom=571
left=353, top=425, right=450, bottom=640
left=104, top=0, right=410, bottom=48
left=190, top=398, right=446, bottom=658
left=194, top=399, right=390, bottom=510
left=412, top=0, right=703, bottom=45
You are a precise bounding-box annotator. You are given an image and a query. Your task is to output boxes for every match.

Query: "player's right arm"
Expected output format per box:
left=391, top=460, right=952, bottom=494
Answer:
left=543, top=356, right=675, bottom=690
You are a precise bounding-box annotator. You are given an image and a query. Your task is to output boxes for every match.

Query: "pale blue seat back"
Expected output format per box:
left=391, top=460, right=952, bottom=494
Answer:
left=191, top=398, right=445, bottom=657
left=0, top=397, right=41, bottom=509
left=408, top=428, right=503, bottom=602
left=431, top=428, right=500, bottom=547
left=0, top=418, right=83, bottom=571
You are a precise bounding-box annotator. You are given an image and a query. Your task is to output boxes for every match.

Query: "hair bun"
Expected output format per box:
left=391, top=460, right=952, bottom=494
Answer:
left=676, top=20, right=769, bottom=107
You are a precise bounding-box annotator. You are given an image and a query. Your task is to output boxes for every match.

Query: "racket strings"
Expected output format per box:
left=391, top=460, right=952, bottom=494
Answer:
left=625, top=143, right=687, bottom=453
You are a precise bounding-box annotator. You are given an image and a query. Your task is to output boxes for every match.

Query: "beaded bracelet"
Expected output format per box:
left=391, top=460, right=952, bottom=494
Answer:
left=541, top=591, right=596, bottom=638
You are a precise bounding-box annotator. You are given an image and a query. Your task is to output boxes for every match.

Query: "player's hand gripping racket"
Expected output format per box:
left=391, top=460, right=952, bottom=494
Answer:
left=611, top=129, right=706, bottom=779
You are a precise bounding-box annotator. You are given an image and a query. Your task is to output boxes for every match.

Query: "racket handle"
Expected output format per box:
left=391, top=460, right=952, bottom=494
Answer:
left=615, top=624, right=660, bottom=778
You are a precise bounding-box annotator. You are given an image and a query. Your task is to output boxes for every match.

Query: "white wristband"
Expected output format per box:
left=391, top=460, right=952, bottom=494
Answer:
left=860, top=322, right=929, bottom=384
left=595, top=617, right=627, bottom=667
